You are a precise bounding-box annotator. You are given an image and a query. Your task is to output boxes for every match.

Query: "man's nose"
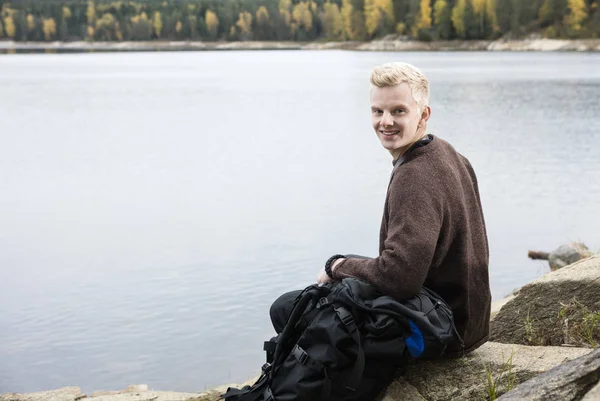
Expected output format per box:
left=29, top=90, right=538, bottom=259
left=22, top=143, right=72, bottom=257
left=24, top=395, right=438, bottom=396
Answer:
left=380, top=111, right=394, bottom=126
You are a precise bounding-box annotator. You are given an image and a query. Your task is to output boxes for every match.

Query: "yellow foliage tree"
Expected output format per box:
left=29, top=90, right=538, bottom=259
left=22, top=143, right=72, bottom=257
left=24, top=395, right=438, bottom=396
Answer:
left=26, top=14, right=35, bottom=32
left=256, top=6, right=270, bottom=26
left=340, top=0, right=354, bottom=39
left=292, top=2, right=313, bottom=32
left=3, top=16, right=15, bottom=38
left=412, top=0, right=432, bottom=36
left=87, top=25, right=95, bottom=39
left=451, top=0, right=466, bottom=38
left=42, top=18, right=57, bottom=41
left=471, top=0, right=484, bottom=15
left=153, top=11, right=163, bottom=38
left=115, top=22, right=123, bottom=41
left=86, top=1, right=96, bottom=26
left=364, top=0, right=380, bottom=37
left=63, top=6, right=72, bottom=20
left=236, top=11, right=253, bottom=36
left=205, top=10, right=219, bottom=39
left=322, top=2, right=343, bottom=40
left=364, top=0, right=393, bottom=37
left=278, top=0, right=293, bottom=32
left=565, top=0, right=587, bottom=32
left=175, top=20, right=182, bottom=34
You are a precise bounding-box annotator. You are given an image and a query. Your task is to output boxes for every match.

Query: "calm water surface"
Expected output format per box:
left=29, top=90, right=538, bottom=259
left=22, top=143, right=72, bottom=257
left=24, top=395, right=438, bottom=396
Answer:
left=0, top=51, right=599, bottom=393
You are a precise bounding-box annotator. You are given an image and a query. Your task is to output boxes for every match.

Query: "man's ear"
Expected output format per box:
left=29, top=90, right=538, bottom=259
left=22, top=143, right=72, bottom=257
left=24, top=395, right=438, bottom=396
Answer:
left=418, top=106, right=431, bottom=128
left=421, top=106, right=431, bottom=122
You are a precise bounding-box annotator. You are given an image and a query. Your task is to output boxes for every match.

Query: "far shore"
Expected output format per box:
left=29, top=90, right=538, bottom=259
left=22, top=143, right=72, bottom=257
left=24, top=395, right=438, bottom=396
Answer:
left=1, top=37, right=600, bottom=53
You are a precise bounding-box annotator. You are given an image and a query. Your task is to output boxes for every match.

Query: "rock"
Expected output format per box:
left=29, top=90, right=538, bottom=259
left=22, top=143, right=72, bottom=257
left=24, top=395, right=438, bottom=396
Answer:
left=496, top=348, right=600, bottom=400
left=87, top=391, right=200, bottom=400
left=91, top=391, right=120, bottom=397
left=582, top=381, right=600, bottom=401
left=382, top=342, right=591, bottom=401
left=124, top=385, right=149, bottom=393
left=490, top=254, right=600, bottom=347
left=379, top=378, right=424, bottom=401
left=0, top=387, right=85, bottom=401
left=548, top=242, right=594, bottom=270
left=491, top=294, right=516, bottom=320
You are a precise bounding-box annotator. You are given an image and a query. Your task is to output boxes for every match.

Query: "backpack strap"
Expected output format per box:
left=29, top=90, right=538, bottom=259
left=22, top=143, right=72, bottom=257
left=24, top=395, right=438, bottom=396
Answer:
left=272, top=284, right=330, bottom=368
left=334, top=305, right=365, bottom=392
left=292, top=344, right=332, bottom=400
left=220, top=373, right=270, bottom=401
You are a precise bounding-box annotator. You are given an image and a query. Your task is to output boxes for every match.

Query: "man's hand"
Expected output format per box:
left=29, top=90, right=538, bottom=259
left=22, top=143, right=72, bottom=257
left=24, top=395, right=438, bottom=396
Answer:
left=316, top=258, right=345, bottom=284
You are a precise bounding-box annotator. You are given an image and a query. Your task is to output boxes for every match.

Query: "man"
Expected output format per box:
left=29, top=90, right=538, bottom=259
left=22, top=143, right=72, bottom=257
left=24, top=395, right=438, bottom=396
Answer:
left=272, top=62, right=491, bottom=357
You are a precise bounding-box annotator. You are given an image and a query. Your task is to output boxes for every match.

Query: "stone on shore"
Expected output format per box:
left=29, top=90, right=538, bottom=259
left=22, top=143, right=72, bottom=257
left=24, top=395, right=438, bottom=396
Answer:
left=490, top=254, right=600, bottom=347
left=548, top=242, right=594, bottom=270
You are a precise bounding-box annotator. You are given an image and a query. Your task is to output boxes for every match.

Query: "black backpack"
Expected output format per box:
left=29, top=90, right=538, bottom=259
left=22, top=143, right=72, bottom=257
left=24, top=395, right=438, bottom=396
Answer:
left=221, top=278, right=460, bottom=401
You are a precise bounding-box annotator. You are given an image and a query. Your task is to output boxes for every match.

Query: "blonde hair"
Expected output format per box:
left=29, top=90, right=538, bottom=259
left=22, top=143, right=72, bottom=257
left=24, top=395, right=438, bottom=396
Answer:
left=370, top=62, right=430, bottom=112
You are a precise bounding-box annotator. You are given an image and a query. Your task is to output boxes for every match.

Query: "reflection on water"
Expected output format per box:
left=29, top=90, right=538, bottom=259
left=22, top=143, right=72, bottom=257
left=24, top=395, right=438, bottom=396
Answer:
left=0, top=51, right=599, bottom=394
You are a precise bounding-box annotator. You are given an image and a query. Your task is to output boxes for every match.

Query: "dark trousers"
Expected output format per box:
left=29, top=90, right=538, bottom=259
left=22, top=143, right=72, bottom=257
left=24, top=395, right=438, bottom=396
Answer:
left=269, top=290, right=302, bottom=334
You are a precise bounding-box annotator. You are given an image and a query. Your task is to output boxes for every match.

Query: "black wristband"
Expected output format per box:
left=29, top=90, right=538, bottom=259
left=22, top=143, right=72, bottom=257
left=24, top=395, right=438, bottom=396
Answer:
left=325, top=254, right=346, bottom=279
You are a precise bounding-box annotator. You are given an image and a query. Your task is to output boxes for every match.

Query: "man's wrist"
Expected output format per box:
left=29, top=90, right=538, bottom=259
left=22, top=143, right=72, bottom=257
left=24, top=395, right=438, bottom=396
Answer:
left=325, top=254, right=346, bottom=279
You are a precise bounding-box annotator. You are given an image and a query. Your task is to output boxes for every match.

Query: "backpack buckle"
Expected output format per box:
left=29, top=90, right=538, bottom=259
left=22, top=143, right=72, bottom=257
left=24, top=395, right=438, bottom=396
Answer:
left=261, top=362, right=272, bottom=373
left=335, top=306, right=355, bottom=328
left=292, top=344, right=309, bottom=365
left=317, top=297, right=329, bottom=308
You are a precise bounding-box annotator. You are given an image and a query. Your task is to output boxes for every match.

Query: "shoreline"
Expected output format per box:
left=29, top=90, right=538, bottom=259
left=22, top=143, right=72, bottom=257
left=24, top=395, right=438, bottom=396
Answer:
left=1, top=38, right=600, bottom=53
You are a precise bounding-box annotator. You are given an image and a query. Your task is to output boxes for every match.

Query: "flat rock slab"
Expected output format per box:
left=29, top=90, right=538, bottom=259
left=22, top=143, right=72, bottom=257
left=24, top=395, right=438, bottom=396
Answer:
left=0, top=387, right=85, bottom=401
left=582, top=381, right=600, bottom=401
left=86, top=392, right=200, bottom=401
left=497, top=348, right=600, bottom=400
left=0, top=388, right=200, bottom=401
left=392, top=341, right=592, bottom=401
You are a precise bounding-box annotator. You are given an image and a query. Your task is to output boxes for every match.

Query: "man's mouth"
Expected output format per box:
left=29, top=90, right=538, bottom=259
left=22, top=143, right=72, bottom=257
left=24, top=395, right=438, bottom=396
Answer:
left=381, top=131, right=399, bottom=137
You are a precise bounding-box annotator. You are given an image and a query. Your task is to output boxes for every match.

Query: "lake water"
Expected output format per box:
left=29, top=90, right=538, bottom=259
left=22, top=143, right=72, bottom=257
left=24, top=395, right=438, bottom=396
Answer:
left=0, top=50, right=599, bottom=394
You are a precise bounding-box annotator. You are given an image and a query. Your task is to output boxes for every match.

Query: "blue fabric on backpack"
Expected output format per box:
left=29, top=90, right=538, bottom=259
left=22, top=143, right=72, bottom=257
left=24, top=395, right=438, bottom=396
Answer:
left=406, top=320, right=425, bottom=358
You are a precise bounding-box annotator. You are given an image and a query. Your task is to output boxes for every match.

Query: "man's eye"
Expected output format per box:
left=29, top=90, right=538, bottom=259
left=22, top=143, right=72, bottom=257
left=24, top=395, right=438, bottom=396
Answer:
left=394, top=109, right=405, bottom=114
left=373, top=110, right=383, bottom=115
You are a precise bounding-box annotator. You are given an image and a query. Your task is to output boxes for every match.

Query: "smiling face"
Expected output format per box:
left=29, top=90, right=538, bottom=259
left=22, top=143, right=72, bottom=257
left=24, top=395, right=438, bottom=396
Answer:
left=370, top=82, right=431, bottom=160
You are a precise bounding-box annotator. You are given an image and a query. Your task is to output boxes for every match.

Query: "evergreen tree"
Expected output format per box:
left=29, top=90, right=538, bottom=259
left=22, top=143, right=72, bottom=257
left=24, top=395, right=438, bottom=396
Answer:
left=433, top=0, right=452, bottom=39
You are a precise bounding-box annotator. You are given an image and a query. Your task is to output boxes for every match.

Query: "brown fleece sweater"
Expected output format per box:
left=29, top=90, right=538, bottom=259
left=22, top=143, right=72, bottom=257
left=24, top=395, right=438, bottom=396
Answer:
left=333, top=136, right=491, bottom=356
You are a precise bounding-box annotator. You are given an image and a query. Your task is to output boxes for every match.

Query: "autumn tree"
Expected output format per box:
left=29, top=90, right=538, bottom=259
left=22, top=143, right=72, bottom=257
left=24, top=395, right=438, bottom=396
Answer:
left=3, top=15, right=15, bottom=38
left=412, top=0, right=432, bottom=38
left=292, top=2, right=313, bottom=39
left=451, top=0, right=466, bottom=38
left=42, top=18, right=56, bottom=41
left=153, top=11, right=163, bottom=38
left=205, top=9, right=219, bottom=39
left=26, top=13, right=35, bottom=37
left=364, top=0, right=394, bottom=37
left=321, top=2, right=343, bottom=39
left=96, top=13, right=117, bottom=40
left=86, top=1, right=96, bottom=26
left=235, top=11, right=253, bottom=39
left=130, top=12, right=152, bottom=40
left=565, top=0, right=587, bottom=35
left=255, top=6, right=271, bottom=39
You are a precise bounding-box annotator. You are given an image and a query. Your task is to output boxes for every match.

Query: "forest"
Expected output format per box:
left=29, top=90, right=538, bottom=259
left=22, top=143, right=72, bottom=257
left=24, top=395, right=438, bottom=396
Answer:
left=0, top=0, right=599, bottom=43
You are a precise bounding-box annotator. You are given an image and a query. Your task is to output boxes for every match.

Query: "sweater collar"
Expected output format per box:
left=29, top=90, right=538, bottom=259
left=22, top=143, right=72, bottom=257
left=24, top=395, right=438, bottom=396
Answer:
left=392, top=134, right=435, bottom=167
